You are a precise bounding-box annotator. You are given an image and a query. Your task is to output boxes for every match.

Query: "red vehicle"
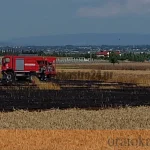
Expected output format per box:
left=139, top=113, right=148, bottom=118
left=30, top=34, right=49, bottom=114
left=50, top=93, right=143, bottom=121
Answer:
left=1, top=55, right=56, bottom=83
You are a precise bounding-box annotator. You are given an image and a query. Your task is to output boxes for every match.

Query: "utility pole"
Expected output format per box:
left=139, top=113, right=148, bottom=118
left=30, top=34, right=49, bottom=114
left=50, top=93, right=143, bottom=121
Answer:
left=90, top=50, right=92, bottom=61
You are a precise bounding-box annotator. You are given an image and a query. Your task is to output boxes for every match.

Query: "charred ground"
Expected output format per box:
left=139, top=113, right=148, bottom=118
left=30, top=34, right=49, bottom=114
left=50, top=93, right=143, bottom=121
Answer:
left=0, top=79, right=150, bottom=111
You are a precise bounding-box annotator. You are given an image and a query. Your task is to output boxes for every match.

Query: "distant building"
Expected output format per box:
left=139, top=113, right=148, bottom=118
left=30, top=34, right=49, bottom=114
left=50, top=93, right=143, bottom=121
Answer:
left=96, top=50, right=121, bottom=57
left=96, top=50, right=110, bottom=57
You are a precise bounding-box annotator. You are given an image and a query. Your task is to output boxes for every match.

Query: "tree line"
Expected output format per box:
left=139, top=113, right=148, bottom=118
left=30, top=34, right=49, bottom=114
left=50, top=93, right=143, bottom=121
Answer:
left=0, top=50, right=150, bottom=64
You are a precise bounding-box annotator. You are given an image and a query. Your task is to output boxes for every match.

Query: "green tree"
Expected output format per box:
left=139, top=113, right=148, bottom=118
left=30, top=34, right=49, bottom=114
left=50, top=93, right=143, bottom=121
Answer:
left=109, top=51, right=119, bottom=65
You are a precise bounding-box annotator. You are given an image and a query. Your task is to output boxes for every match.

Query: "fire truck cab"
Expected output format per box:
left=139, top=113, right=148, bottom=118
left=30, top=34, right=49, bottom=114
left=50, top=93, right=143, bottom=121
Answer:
left=1, top=55, right=56, bottom=83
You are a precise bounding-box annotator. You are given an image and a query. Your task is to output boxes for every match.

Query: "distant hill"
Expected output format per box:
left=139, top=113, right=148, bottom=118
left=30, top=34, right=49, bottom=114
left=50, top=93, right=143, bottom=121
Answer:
left=0, top=42, right=13, bottom=47
left=5, top=33, right=150, bottom=46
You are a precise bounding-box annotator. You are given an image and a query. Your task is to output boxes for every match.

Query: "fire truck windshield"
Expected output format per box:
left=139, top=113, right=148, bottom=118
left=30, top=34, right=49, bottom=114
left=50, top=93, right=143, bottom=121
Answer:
left=3, top=58, right=10, bottom=63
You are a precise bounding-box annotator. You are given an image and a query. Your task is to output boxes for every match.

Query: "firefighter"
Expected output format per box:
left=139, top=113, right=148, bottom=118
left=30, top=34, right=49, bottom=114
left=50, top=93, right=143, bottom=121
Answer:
left=41, top=65, right=46, bottom=80
left=47, top=62, right=53, bottom=72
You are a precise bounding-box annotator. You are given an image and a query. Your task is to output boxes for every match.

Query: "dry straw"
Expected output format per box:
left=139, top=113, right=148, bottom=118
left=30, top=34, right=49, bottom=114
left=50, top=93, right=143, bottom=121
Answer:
left=32, top=76, right=61, bottom=90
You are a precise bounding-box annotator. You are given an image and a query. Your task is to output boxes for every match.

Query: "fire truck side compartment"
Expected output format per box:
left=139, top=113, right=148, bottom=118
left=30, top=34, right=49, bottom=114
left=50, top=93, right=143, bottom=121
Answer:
left=16, top=58, right=24, bottom=71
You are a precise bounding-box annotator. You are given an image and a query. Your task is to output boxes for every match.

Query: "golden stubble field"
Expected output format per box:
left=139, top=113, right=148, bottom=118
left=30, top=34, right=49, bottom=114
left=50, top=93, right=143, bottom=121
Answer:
left=57, top=69, right=150, bottom=86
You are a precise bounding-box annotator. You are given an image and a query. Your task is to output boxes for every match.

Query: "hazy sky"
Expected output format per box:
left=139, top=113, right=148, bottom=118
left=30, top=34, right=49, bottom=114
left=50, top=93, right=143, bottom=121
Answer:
left=1, top=0, right=150, bottom=40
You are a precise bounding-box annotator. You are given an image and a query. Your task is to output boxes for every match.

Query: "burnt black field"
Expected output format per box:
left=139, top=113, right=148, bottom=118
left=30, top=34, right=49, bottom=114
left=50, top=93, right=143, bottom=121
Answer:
left=0, top=80, right=150, bottom=111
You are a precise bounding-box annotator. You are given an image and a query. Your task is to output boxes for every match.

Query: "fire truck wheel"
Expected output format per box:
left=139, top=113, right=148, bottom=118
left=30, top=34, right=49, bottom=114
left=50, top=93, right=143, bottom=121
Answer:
left=6, top=72, right=14, bottom=82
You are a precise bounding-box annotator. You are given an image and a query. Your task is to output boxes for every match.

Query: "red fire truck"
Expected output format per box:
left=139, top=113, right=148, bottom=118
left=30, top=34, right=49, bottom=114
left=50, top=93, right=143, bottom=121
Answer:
left=1, top=55, right=57, bottom=83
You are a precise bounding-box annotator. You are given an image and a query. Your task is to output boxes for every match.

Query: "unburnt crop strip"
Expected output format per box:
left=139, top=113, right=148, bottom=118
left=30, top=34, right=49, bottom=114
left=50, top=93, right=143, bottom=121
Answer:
left=59, top=63, right=150, bottom=70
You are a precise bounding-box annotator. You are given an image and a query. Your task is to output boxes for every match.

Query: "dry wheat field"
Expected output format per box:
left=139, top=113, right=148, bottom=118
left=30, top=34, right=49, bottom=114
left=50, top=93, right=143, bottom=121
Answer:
left=0, top=107, right=150, bottom=129
left=0, top=62, right=150, bottom=129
